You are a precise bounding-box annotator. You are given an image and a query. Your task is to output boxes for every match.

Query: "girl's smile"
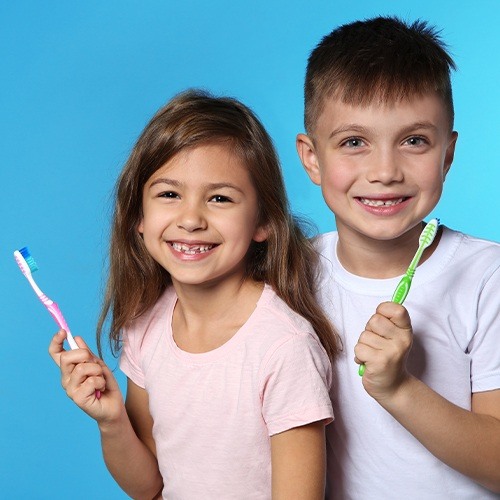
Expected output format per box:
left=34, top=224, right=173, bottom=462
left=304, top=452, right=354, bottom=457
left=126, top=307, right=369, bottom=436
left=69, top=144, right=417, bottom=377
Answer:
left=138, top=143, right=267, bottom=289
left=168, top=240, right=218, bottom=259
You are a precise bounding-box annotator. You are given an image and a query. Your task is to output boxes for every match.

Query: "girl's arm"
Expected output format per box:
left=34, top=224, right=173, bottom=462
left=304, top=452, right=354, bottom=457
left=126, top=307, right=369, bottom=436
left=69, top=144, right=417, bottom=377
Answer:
left=270, top=421, right=326, bottom=500
left=99, top=378, right=163, bottom=499
left=49, top=331, right=163, bottom=499
left=355, top=302, right=500, bottom=493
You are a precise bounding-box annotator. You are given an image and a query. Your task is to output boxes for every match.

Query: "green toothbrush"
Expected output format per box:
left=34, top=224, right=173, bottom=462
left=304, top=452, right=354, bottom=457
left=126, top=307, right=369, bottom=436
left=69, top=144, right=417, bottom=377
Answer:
left=358, top=218, right=440, bottom=376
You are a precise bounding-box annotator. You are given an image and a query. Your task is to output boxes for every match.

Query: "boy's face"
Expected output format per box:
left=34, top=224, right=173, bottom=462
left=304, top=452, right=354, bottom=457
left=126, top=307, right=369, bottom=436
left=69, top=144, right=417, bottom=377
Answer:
left=297, top=92, right=457, bottom=245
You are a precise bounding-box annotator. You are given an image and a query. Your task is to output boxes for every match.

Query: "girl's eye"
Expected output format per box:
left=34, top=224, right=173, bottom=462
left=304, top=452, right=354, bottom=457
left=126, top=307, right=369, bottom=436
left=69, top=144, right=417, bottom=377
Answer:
left=159, top=191, right=179, bottom=199
left=342, top=137, right=365, bottom=148
left=210, top=195, right=231, bottom=203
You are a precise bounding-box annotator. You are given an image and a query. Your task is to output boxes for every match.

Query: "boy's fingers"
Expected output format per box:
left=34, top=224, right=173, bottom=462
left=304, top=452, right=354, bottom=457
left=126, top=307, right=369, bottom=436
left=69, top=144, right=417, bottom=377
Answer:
left=375, top=302, right=412, bottom=329
left=366, top=302, right=411, bottom=331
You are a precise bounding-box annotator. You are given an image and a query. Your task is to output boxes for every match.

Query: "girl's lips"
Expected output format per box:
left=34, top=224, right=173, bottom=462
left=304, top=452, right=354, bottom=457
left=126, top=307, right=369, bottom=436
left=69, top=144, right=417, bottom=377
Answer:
left=170, top=241, right=216, bottom=255
left=167, top=240, right=219, bottom=260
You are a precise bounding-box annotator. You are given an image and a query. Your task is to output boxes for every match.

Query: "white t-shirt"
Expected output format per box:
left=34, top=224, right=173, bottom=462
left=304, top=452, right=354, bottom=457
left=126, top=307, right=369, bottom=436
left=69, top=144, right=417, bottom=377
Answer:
left=316, top=227, right=500, bottom=499
left=120, top=284, right=333, bottom=499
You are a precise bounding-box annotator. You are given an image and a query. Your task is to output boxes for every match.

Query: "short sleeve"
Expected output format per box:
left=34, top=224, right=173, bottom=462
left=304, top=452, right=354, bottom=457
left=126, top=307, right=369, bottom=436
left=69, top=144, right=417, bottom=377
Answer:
left=260, top=334, right=334, bottom=436
left=470, top=264, right=500, bottom=393
left=119, top=325, right=146, bottom=388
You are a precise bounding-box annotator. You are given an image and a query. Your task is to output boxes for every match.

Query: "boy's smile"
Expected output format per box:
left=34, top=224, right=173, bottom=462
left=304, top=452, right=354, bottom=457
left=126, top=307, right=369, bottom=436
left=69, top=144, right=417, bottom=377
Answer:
left=138, top=144, right=267, bottom=289
left=298, top=92, right=457, bottom=262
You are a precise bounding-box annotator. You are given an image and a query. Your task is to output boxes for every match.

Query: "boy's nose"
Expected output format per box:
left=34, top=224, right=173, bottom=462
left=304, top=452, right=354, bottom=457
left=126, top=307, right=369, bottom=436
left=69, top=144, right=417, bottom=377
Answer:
left=366, top=151, right=404, bottom=184
left=176, top=203, right=208, bottom=232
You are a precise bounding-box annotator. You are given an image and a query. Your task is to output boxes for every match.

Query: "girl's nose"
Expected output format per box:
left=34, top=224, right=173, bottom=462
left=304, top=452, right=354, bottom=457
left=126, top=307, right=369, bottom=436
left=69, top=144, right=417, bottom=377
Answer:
left=176, top=203, right=208, bottom=232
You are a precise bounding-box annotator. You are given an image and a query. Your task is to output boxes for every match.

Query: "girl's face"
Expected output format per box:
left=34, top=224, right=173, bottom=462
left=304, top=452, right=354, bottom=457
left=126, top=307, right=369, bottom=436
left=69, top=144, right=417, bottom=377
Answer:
left=138, top=143, right=267, bottom=291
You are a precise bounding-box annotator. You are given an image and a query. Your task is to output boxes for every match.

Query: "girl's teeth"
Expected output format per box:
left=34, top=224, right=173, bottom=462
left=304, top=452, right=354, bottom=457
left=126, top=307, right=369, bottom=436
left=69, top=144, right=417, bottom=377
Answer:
left=172, top=242, right=214, bottom=254
left=360, top=198, right=404, bottom=207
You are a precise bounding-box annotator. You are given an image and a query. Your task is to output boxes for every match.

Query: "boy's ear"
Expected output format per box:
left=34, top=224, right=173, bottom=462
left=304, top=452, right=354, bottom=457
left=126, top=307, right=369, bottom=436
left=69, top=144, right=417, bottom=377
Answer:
left=444, top=131, right=458, bottom=178
left=296, top=133, right=322, bottom=186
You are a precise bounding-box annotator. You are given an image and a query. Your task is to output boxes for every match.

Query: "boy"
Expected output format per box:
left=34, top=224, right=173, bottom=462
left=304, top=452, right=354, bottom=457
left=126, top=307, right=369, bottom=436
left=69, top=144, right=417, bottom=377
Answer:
left=296, top=17, right=500, bottom=499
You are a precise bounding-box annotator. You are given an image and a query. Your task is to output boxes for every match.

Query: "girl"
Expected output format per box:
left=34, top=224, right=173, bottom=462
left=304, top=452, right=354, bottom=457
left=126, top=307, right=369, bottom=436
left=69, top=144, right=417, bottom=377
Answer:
left=49, top=90, right=340, bottom=499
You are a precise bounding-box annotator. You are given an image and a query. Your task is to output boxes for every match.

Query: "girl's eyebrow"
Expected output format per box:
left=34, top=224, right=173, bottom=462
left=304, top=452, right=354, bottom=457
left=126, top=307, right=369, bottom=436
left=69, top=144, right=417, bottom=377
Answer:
left=149, top=178, right=243, bottom=193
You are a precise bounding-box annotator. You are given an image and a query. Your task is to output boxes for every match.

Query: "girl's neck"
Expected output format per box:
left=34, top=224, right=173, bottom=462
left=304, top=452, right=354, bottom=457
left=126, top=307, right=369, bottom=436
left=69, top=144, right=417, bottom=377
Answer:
left=171, top=277, right=264, bottom=353
left=336, top=224, right=442, bottom=279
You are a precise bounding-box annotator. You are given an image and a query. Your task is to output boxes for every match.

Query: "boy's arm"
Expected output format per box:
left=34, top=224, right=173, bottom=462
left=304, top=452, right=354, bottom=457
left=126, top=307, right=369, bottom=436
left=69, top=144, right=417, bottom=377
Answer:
left=386, top=379, right=500, bottom=492
left=99, top=378, right=163, bottom=499
left=355, top=302, right=500, bottom=493
left=270, top=421, right=326, bottom=499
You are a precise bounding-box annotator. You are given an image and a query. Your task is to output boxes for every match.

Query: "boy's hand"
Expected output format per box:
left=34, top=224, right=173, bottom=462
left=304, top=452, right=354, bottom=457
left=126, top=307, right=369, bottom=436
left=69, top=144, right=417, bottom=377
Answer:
left=49, top=330, right=124, bottom=424
left=354, top=302, right=413, bottom=402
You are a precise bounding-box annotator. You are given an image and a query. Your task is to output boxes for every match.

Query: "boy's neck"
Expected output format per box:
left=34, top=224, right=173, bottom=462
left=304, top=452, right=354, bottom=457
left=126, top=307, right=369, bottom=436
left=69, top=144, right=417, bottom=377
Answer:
left=335, top=223, right=441, bottom=279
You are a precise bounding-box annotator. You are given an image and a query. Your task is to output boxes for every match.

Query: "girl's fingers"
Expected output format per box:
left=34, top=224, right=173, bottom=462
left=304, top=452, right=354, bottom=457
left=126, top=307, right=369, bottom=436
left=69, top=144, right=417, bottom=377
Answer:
left=48, top=329, right=68, bottom=367
left=65, top=361, right=105, bottom=396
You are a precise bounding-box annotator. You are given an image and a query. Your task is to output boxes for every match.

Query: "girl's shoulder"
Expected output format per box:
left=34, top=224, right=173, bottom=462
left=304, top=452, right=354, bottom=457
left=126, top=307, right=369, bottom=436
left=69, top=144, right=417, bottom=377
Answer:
left=254, top=285, right=322, bottom=348
left=125, top=287, right=175, bottom=337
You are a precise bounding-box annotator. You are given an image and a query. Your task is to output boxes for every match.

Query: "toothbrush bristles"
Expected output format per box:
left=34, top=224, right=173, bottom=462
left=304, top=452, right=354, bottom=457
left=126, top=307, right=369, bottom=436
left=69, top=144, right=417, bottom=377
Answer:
left=19, top=246, right=39, bottom=272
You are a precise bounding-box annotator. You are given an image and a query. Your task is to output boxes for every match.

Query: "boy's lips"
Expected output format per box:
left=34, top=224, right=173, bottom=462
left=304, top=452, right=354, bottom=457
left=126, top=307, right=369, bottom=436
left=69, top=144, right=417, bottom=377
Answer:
left=357, top=196, right=409, bottom=207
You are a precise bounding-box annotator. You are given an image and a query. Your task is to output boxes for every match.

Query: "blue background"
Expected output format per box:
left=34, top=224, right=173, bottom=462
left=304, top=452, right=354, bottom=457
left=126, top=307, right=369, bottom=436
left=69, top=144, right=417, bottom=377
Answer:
left=1, top=1, right=498, bottom=497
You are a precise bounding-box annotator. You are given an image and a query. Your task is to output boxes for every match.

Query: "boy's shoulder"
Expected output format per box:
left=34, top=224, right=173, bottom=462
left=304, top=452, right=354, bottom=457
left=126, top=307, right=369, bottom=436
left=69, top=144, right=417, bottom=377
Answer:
left=442, top=227, right=500, bottom=269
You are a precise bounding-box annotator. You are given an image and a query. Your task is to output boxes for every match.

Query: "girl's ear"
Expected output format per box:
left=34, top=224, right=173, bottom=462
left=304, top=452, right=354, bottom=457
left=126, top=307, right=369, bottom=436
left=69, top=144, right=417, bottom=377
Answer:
left=137, top=218, right=144, bottom=234
left=296, top=133, right=322, bottom=186
left=253, top=224, right=269, bottom=243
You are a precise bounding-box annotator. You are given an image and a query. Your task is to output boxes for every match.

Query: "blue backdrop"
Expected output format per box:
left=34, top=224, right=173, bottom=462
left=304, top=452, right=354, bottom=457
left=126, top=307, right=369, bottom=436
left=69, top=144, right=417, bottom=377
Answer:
left=1, top=1, right=498, bottom=497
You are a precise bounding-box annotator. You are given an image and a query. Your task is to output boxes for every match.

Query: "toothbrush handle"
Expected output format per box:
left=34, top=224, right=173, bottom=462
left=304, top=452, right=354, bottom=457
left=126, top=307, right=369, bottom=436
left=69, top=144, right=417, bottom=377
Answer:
left=358, top=275, right=412, bottom=376
left=44, top=298, right=101, bottom=399
left=42, top=298, right=79, bottom=350
left=391, top=275, right=412, bottom=305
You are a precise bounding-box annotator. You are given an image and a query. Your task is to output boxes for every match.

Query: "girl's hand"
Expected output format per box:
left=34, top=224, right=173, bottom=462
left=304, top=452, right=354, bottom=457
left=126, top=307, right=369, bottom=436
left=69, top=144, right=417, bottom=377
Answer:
left=354, top=302, right=413, bottom=402
left=49, top=330, right=124, bottom=424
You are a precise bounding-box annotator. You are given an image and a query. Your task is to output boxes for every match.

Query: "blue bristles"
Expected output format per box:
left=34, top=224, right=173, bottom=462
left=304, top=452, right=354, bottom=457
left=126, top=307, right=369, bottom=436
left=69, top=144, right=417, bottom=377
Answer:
left=19, top=246, right=39, bottom=272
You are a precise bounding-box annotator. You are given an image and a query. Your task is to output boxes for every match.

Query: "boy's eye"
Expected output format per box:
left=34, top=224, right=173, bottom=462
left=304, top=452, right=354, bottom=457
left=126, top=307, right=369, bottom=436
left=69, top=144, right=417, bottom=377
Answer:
left=405, top=136, right=427, bottom=146
left=210, top=194, right=231, bottom=203
left=342, top=138, right=365, bottom=148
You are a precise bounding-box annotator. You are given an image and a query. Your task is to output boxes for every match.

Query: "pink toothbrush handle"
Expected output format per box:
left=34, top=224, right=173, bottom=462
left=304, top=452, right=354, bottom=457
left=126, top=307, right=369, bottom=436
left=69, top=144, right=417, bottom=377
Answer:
left=45, top=299, right=101, bottom=399
left=44, top=299, right=79, bottom=349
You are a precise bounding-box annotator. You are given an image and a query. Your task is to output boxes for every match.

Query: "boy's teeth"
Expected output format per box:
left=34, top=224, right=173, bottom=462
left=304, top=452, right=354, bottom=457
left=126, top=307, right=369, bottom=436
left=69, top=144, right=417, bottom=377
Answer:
left=360, top=197, right=404, bottom=207
left=172, top=242, right=214, bottom=254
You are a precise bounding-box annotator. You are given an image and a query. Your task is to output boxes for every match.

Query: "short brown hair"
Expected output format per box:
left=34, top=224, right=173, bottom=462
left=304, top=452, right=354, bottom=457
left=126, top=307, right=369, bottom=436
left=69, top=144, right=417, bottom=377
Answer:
left=304, top=16, right=456, bottom=133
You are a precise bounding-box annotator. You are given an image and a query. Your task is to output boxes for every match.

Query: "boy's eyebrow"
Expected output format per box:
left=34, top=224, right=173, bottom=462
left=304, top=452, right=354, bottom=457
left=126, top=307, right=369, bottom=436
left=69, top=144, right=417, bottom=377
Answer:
left=399, top=122, right=439, bottom=134
left=328, top=124, right=368, bottom=139
left=149, top=177, right=243, bottom=193
left=328, top=121, right=438, bottom=139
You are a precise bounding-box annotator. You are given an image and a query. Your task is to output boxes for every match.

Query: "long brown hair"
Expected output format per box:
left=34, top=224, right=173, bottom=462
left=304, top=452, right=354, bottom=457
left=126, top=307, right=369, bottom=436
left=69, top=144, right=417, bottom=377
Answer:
left=97, top=89, right=340, bottom=360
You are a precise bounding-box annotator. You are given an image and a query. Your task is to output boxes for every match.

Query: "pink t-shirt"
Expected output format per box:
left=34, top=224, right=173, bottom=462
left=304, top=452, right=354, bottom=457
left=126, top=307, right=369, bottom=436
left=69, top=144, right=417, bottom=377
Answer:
left=120, top=284, right=333, bottom=499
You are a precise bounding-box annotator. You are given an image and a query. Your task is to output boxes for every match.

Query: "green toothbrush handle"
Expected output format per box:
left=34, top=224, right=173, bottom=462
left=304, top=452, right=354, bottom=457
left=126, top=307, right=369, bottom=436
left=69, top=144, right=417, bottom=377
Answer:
left=358, top=275, right=412, bottom=376
left=391, top=274, right=412, bottom=305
